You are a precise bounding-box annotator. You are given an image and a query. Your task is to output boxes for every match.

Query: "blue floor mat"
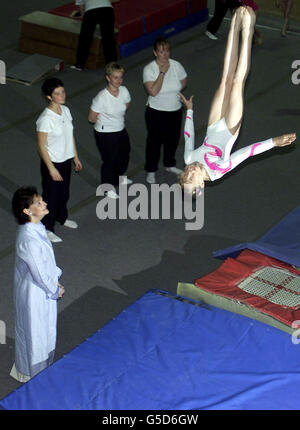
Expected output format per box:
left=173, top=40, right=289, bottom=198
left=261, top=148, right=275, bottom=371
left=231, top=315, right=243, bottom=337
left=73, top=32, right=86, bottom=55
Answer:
left=1, top=289, right=300, bottom=410
left=213, top=205, right=300, bottom=267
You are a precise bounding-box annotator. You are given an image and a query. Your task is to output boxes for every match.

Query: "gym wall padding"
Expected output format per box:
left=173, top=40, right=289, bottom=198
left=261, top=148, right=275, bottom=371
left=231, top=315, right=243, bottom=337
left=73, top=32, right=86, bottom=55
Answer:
left=49, top=0, right=208, bottom=57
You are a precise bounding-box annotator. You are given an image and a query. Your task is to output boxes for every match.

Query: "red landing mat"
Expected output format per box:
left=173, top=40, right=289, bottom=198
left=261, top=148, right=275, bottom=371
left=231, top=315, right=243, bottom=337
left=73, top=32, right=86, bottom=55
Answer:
left=195, top=249, right=300, bottom=328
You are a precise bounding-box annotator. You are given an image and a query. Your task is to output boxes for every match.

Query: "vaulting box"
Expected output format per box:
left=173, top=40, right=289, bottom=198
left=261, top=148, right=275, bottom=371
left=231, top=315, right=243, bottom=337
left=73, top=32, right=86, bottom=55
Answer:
left=18, top=11, right=118, bottom=69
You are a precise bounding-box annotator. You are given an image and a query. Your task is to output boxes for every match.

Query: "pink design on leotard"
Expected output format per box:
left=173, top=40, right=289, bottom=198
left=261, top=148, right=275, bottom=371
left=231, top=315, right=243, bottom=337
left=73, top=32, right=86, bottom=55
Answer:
left=204, top=155, right=232, bottom=173
left=184, top=116, right=192, bottom=138
left=203, top=141, right=263, bottom=174
left=203, top=138, right=223, bottom=157
left=203, top=137, right=232, bottom=173
left=249, top=142, right=262, bottom=156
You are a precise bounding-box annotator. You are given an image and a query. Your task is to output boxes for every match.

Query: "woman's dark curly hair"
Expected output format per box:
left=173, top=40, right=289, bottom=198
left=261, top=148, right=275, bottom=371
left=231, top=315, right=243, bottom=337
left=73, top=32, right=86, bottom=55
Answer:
left=41, top=77, right=64, bottom=98
left=12, top=186, right=38, bottom=225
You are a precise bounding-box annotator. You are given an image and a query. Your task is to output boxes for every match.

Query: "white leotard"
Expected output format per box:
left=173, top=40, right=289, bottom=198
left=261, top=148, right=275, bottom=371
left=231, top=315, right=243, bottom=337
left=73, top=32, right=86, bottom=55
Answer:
left=183, top=109, right=274, bottom=181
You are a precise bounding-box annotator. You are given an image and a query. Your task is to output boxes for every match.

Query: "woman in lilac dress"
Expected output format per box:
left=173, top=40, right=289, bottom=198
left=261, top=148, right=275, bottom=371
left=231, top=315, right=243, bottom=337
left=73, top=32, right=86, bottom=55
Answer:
left=10, top=186, right=64, bottom=382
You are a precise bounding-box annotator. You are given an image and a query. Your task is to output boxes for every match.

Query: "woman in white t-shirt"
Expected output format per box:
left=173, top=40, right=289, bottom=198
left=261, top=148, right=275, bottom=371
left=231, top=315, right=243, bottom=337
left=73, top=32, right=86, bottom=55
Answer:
left=36, top=78, right=82, bottom=243
left=88, top=62, right=131, bottom=199
left=143, top=37, right=187, bottom=184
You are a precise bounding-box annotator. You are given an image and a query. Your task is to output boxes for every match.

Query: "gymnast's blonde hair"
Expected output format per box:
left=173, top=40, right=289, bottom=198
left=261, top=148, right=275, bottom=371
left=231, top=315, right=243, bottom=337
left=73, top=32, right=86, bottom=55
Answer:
left=178, top=162, right=205, bottom=193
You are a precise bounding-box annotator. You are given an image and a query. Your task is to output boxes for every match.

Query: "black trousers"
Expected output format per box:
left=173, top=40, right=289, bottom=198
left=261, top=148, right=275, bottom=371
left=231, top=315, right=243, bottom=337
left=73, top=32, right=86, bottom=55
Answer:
left=145, top=106, right=183, bottom=173
left=40, top=159, right=72, bottom=232
left=94, top=128, right=130, bottom=187
left=75, top=7, right=118, bottom=68
left=206, top=0, right=241, bottom=35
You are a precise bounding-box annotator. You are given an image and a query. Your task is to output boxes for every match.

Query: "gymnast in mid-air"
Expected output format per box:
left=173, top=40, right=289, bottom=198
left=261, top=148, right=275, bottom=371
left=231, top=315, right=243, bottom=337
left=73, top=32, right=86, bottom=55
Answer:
left=179, top=6, right=296, bottom=195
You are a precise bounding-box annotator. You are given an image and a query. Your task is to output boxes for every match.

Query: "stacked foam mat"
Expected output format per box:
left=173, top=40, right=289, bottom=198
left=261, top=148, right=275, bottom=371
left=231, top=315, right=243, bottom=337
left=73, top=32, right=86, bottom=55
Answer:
left=112, top=0, right=208, bottom=57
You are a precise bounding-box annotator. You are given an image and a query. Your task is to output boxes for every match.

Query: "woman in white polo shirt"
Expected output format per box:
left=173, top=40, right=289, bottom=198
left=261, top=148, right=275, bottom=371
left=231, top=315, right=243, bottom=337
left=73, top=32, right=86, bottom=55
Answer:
left=143, top=37, right=187, bottom=184
left=88, top=62, right=131, bottom=199
left=36, top=78, right=82, bottom=243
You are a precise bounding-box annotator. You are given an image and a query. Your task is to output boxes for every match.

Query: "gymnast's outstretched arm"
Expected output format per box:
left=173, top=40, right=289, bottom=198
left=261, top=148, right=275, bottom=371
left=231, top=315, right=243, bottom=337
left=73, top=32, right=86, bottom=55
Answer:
left=180, top=94, right=202, bottom=165
left=221, top=133, right=296, bottom=173
left=227, top=138, right=274, bottom=171
left=183, top=109, right=198, bottom=165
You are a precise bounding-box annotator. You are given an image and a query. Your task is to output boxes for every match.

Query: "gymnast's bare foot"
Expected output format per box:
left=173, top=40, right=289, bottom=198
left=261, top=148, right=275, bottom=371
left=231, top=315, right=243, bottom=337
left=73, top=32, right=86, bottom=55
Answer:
left=273, top=133, right=296, bottom=147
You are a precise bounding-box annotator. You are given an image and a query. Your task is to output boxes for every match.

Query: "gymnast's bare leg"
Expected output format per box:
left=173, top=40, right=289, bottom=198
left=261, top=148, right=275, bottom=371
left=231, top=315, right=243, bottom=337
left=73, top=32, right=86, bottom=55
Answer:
left=208, top=6, right=255, bottom=135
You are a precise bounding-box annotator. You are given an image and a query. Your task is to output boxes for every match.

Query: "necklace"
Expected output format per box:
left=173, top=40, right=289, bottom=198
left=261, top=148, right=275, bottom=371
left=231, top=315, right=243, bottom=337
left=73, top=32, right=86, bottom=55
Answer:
left=49, top=102, right=62, bottom=115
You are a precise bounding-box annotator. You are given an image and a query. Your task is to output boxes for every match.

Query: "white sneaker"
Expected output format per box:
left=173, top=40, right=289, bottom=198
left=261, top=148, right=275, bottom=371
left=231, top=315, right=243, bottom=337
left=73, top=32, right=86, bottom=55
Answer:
left=105, top=190, right=119, bottom=199
left=205, top=31, right=218, bottom=40
left=146, top=172, right=156, bottom=184
left=63, top=219, right=78, bottom=229
left=70, top=65, right=83, bottom=71
left=166, top=167, right=183, bottom=174
left=120, top=177, right=133, bottom=185
left=47, top=231, right=62, bottom=243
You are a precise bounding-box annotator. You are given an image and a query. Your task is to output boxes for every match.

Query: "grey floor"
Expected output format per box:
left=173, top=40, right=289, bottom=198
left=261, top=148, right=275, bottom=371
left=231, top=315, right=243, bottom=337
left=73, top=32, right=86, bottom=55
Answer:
left=0, top=0, right=300, bottom=402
